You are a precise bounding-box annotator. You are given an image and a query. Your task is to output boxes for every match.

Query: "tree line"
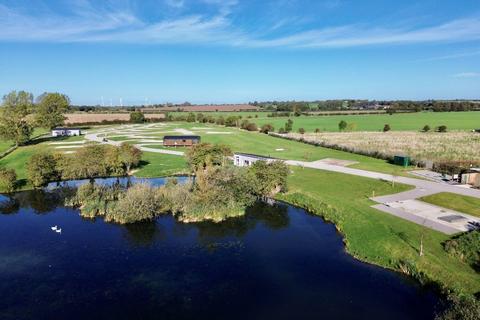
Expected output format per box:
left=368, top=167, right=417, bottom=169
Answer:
left=0, top=90, right=70, bottom=146
left=66, top=143, right=289, bottom=224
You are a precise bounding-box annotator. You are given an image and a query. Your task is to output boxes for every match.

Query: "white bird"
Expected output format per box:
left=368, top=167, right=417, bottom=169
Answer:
left=56, top=228, right=62, bottom=234
left=51, top=226, right=58, bottom=231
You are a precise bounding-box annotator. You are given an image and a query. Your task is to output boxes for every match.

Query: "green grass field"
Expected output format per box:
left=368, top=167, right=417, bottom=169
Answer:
left=252, top=111, right=480, bottom=132
left=420, top=192, right=480, bottom=218
left=278, top=168, right=480, bottom=295
left=0, top=141, right=14, bottom=155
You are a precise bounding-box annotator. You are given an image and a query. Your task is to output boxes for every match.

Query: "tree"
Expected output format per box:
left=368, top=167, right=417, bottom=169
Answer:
left=186, top=112, right=196, bottom=123
left=260, top=124, right=274, bottom=134
left=249, top=161, right=289, bottom=197
left=35, top=92, right=70, bottom=129
left=338, top=120, right=347, bottom=131
left=216, top=116, right=225, bottom=125
left=0, top=90, right=35, bottom=146
left=130, top=111, right=145, bottom=123
left=422, top=125, right=431, bottom=132
left=298, top=127, right=305, bottom=134
left=383, top=124, right=391, bottom=132
left=225, top=116, right=239, bottom=127
left=185, top=143, right=232, bottom=171
left=119, top=143, right=142, bottom=173
left=437, top=125, right=448, bottom=133
left=284, top=119, right=293, bottom=132
left=27, top=152, right=59, bottom=187
left=0, top=168, right=17, bottom=193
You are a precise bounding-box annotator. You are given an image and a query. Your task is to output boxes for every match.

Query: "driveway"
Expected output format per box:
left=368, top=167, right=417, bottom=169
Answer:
left=286, top=159, right=480, bottom=234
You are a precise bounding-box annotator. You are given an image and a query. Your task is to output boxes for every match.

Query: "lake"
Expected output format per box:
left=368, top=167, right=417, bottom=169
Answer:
left=0, top=177, right=439, bottom=320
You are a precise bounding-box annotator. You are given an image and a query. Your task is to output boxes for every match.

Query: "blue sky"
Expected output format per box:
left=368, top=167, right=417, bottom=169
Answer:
left=0, top=0, right=479, bottom=105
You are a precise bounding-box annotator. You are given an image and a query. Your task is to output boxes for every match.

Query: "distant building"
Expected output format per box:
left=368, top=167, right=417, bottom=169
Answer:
left=163, top=135, right=201, bottom=147
left=233, top=153, right=277, bottom=167
left=51, top=127, right=81, bottom=137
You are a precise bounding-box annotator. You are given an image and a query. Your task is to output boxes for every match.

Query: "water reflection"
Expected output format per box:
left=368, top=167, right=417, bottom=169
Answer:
left=0, top=177, right=440, bottom=320
left=123, top=220, right=165, bottom=247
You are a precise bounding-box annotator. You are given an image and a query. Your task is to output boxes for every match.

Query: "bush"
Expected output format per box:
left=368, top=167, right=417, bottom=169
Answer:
left=435, top=295, right=480, bottom=320
left=422, top=125, right=431, bottom=132
left=215, top=116, right=225, bottom=125
left=437, top=125, right=448, bottom=132
left=245, top=122, right=258, bottom=131
left=129, top=112, right=145, bottom=123
left=383, top=124, right=391, bottom=132
left=27, top=153, right=59, bottom=187
left=298, top=128, right=305, bottom=134
left=260, top=124, right=274, bottom=134
left=444, top=230, right=480, bottom=269
left=0, top=168, right=17, bottom=193
left=338, top=120, right=347, bottom=131
left=110, top=183, right=163, bottom=224
left=314, top=128, right=321, bottom=133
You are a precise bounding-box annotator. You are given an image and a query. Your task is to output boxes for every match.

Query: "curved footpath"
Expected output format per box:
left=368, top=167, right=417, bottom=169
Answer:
left=84, top=131, right=480, bottom=234
left=84, top=133, right=184, bottom=156
left=286, top=160, right=480, bottom=234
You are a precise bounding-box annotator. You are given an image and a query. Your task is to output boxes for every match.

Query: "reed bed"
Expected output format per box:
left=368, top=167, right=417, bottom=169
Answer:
left=283, top=131, right=480, bottom=164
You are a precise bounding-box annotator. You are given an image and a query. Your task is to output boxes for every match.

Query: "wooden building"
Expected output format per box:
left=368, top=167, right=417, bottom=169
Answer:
left=163, top=135, right=201, bottom=147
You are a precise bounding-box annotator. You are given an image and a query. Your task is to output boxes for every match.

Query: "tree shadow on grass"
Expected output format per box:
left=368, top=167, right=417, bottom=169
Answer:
left=390, top=227, right=421, bottom=255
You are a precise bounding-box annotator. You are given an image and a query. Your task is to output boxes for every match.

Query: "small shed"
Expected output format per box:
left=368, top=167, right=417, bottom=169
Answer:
left=460, top=168, right=480, bottom=187
left=163, top=135, right=201, bottom=147
left=393, top=155, right=410, bottom=167
left=233, top=153, right=277, bottom=167
left=51, top=127, right=81, bottom=137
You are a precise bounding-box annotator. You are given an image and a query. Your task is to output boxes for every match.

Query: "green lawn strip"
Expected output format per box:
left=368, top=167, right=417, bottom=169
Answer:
left=199, top=130, right=414, bottom=176
left=276, top=167, right=480, bottom=295
left=252, top=111, right=480, bottom=132
left=420, top=192, right=480, bottom=218
left=134, top=151, right=188, bottom=178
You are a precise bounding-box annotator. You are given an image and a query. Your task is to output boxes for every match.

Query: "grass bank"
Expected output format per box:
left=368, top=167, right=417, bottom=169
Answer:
left=420, top=193, right=480, bottom=218
left=276, top=167, right=480, bottom=296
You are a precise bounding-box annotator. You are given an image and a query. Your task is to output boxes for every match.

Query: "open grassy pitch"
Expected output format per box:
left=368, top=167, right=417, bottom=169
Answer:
left=252, top=111, right=480, bottom=132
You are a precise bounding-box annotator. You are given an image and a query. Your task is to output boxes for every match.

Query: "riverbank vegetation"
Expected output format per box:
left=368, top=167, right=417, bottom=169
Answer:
left=276, top=167, right=480, bottom=296
left=67, top=159, right=289, bottom=224
left=26, top=143, right=142, bottom=187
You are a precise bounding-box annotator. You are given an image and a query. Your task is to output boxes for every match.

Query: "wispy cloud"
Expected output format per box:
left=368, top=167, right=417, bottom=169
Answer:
left=418, top=49, right=480, bottom=62
left=0, top=1, right=480, bottom=49
left=453, top=72, right=480, bottom=78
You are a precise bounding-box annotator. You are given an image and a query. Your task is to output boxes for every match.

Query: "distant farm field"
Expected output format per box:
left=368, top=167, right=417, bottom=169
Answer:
left=285, top=131, right=480, bottom=163
left=65, top=113, right=165, bottom=124
left=252, top=111, right=480, bottom=132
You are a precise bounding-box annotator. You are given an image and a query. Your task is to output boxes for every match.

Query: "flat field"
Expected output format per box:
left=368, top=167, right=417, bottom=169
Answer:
left=284, top=131, right=480, bottom=163
left=252, top=111, right=480, bottom=132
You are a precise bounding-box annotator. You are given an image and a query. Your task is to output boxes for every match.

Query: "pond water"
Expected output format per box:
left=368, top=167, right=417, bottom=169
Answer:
left=0, top=177, right=439, bottom=320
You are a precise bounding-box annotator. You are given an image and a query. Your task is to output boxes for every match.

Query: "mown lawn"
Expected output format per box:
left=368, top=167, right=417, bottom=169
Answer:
left=277, top=167, right=480, bottom=295
left=134, top=152, right=188, bottom=178
left=199, top=128, right=414, bottom=175
left=420, top=192, right=480, bottom=218
left=252, top=111, right=480, bottom=132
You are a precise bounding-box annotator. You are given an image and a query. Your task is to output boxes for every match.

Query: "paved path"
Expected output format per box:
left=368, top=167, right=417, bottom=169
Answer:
left=286, top=160, right=480, bottom=234
left=85, top=130, right=480, bottom=234
left=84, top=133, right=185, bottom=156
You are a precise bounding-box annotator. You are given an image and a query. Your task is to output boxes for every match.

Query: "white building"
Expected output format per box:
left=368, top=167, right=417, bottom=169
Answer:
left=51, top=127, right=82, bottom=137
left=233, top=153, right=277, bottom=167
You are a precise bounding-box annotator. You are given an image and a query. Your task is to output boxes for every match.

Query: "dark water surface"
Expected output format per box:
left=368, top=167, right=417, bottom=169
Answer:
left=0, top=177, right=439, bottom=320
